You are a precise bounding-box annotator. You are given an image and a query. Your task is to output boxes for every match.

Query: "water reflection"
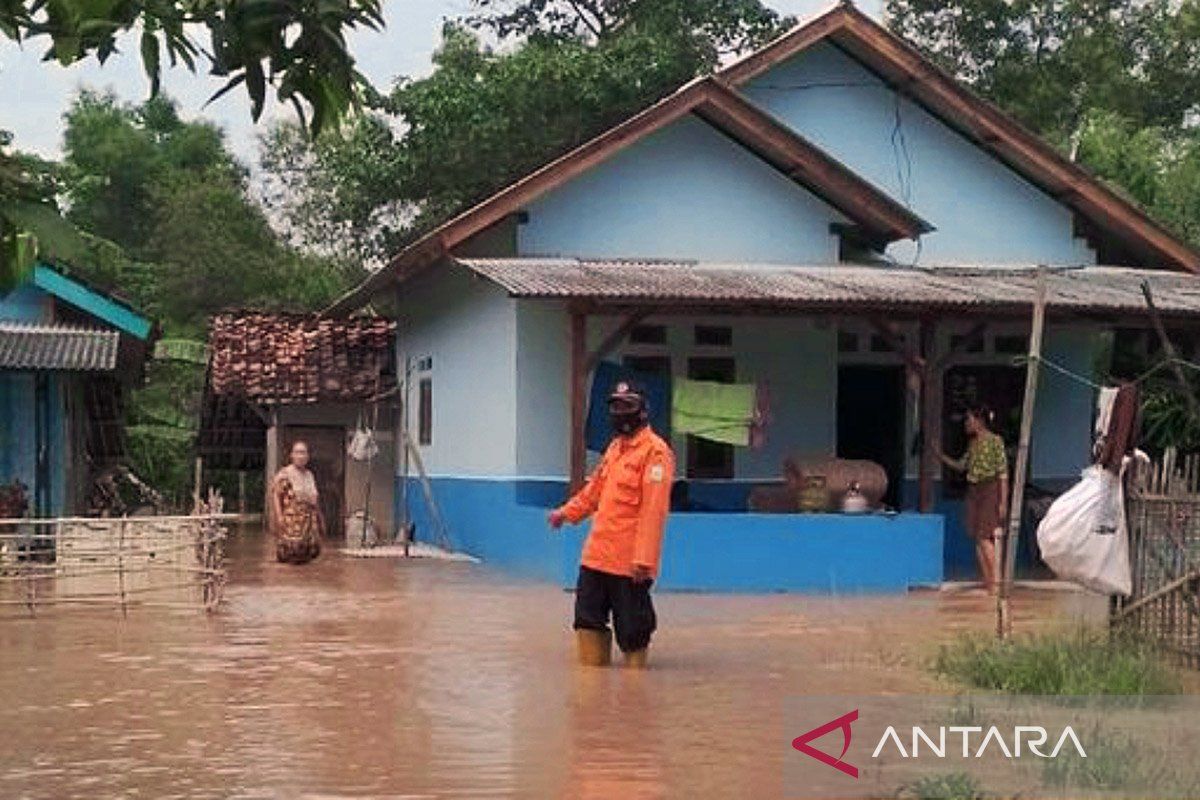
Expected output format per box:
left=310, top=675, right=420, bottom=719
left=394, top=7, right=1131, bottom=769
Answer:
left=0, top=527, right=1105, bottom=798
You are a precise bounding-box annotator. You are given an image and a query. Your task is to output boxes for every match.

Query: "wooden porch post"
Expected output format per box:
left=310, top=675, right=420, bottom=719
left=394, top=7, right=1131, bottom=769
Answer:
left=918, top=319, right=942, bottom=514
left=568, top=307, right=588, bottom=492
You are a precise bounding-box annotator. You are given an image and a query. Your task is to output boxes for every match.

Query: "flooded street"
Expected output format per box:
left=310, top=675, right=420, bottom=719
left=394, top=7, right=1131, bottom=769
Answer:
left=0, top=527, right=1106, bottom=799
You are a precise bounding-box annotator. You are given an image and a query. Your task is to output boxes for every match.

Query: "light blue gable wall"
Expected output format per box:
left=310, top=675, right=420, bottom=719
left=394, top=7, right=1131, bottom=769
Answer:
left=517, top=115, right=845, bottom=263
left=398, top=263, right=519, bottom=477
left=742, top=42, right=1096, bottom=266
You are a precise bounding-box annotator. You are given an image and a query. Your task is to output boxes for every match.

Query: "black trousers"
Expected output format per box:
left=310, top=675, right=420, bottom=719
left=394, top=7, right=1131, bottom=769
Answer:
left=573, top=565, right=657, bottom=653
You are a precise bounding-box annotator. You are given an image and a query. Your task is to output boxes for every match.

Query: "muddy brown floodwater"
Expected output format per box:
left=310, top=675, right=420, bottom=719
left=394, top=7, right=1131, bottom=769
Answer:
left=0, top=527, right=1107, bottom=799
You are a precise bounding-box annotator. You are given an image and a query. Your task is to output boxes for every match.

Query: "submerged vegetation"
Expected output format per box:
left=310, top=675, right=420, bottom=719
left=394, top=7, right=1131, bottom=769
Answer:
left=934, top=629, right=1181, bottom=695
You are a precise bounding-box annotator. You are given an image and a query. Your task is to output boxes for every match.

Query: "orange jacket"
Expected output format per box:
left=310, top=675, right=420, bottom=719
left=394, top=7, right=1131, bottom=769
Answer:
left=557, top=426, right=675, bottom=578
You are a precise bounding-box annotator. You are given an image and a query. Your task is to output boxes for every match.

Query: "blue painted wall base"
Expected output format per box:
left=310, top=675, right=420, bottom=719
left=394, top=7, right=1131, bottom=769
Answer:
left=400, top=477, right=944, bottom=593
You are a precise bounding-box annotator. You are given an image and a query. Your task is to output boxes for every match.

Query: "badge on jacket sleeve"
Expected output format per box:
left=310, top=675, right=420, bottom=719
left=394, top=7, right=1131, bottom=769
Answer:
left=648, top=463, right=665, bottom=483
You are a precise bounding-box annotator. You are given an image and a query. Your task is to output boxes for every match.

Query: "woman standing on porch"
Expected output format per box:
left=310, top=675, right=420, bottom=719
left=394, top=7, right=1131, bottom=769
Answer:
left=270, top=440, right=324, bottom=564
left=940, top=406, right=1009, bottom=593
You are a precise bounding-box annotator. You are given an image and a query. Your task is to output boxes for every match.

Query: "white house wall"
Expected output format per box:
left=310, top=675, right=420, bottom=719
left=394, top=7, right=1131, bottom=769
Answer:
left=514, top=299, right=571, bottom=478
left=398, top=264, right=519, bottom=477
left=516, top=115, right=845, bottom=263
left=742, top=42, right=1097, bottom=266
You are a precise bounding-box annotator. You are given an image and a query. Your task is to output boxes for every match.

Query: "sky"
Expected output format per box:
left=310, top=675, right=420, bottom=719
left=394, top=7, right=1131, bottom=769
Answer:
left=0, top=0, right=880, bottom=165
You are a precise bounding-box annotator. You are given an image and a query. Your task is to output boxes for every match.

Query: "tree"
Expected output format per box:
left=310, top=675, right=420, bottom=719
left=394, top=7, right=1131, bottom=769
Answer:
left=886, top=0, right=1200, bottom=146
left=467, top=0, right=787, bottom=55
left=59, top=92, right=353, bottom=324
left=0, top=133, right=48, bottom=291
left=261, top=2, right=790, bottom=263
left=0, top=0, right=383, bottom=135
left=44, top=92, right=354, bottom=500
left=888, top=0, right=1200, bottom=254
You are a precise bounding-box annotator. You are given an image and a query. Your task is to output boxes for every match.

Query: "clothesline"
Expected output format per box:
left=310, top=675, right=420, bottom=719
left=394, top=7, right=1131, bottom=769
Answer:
left=1013, top=354, right=1200, bottom=393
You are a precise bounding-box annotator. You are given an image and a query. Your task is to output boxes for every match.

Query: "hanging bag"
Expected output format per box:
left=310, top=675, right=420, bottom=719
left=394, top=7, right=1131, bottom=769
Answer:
left=347, top=410, right=380, bottom=462
left=1036, top=465, right=1131, bottom=596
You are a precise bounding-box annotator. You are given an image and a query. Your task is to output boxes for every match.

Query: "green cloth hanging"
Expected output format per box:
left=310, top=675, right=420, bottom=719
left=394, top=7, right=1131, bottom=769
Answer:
left=672, top=378, right=756, bottom=446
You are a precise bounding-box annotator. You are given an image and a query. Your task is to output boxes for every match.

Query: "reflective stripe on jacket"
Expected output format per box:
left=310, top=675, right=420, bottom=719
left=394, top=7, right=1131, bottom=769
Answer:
left=557, top=425, right=675, bottom=578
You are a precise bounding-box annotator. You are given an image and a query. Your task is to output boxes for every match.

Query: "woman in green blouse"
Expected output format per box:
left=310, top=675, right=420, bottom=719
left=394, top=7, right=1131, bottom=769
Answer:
left=940, top=405, right=1009, bottom=593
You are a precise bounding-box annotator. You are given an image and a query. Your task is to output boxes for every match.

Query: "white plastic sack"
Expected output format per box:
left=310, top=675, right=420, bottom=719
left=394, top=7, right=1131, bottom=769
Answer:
left=347, top=425, right=379, bottom=462
left=1036, top=465, right=1131, bottom=596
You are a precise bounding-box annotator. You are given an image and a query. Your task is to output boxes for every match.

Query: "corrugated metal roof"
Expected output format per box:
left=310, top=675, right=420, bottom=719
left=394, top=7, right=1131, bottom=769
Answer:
left=0, top=323, right=120, bottom=371
left=456, top=259, right=1200, bottom=317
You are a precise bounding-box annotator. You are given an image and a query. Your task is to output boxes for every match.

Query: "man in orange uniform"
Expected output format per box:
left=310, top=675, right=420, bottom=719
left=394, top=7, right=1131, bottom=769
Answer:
left=549, top=381, right=675, bottom=668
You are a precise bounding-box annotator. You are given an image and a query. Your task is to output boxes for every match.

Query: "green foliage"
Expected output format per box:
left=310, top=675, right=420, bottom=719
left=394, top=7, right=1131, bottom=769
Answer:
left=896, top=772, right=991, bottom=800
left=934, top=629, right=1181, bottom=695
left=0, top=130, right=51, bottom=292
left=60, top=92, right=353, bottom=324
left=1141, top=381, right=1200, bottom=452
left=887, top=0, right=1200, bottom=144
left=1074, top=111, right=1200, bottom=248
left=0, top=0, right=383, bottom=135
left=44, top=92, right=355, bottom=502
left=467, top=0, right=788, bottom=55
left=260, top=3, right=789, bottom=262
left=1040, top=725, right=1142, bottom=792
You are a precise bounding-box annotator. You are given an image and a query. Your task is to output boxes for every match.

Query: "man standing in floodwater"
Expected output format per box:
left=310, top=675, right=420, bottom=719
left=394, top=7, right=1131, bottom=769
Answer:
left=549, top=381, right=675, bottom=668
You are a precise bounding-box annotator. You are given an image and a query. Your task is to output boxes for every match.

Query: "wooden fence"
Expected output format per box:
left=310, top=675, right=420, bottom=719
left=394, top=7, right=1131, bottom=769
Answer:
left=1115, top=449, right=1200, bottom=667
left=0, top=509, right=229, bottom=615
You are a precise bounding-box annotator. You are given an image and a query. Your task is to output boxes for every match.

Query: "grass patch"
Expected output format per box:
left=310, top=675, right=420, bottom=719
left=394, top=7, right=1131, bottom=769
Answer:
left=934, top=628, right=1181, bottom=695
left=1040, top=722, right=1200, bottom=795
left=895, top=772, right=993, bottom=800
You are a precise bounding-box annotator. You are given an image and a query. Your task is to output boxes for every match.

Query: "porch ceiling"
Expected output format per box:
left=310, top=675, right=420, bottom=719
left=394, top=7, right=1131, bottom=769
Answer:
left=456, top=258, right=1200, bottom=320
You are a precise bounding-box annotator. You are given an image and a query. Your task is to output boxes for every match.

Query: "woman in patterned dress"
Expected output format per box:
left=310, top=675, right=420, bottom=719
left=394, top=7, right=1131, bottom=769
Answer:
left=940, top=405, right=1009, bottom=593
left=269, top=441, right=324, bottom=564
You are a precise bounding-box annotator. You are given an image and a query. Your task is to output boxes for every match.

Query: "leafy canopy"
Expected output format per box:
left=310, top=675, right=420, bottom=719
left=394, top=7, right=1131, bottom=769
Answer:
left=260, top=1, right=791, bottom=263
left=0, top=0, right=384, bottom=135
left=886, top=0, right=1200, bottom=146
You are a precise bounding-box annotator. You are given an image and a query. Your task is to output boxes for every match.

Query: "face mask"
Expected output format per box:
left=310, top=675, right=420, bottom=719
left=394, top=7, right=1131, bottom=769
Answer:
left=609, top=409, right=645, bottom=436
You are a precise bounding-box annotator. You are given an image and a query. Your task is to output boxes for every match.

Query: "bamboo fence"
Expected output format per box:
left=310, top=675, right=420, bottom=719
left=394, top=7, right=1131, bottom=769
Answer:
left=1115, top=448, right=1200, bottom=667
left=0, top=498, right=230, bottom=616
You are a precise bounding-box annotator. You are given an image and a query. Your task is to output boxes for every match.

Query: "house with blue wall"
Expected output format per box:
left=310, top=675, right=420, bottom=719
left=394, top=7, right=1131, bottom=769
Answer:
left=329, top=4, right=1200, bottom=592
left=0, top=263, right=155, bottom=516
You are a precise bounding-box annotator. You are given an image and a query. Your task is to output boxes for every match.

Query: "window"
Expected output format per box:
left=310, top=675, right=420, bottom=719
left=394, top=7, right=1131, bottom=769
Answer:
left=994, top=335, right=1029, bottom=355
left=870, top=333, right=900, bottom=353
left=629, top=324, right=667, bottom=345
left=694, top=325, right=732, bottom=347
left=623, top=355, right=671, bottom=375
left=837, top=330, right=859, bottom=353
left=417, top=378, right=433, bottom=446
left=950, top=333, right=985, bottom=354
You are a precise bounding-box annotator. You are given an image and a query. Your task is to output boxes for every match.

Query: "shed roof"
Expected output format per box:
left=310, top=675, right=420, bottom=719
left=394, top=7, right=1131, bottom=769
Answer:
left=33, top=263, right=155, bottom=340
left=456, top=258, right=1200, bottom=319
left=207, top=312, right=395, bottom=404
left=0, top=322, right=120, bottom=371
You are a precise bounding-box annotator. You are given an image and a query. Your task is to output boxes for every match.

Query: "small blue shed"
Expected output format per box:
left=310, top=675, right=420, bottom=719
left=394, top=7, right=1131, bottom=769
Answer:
left=328, top=4, right=1200, bottom=592
left=0, top=263, right=155, bottom=516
